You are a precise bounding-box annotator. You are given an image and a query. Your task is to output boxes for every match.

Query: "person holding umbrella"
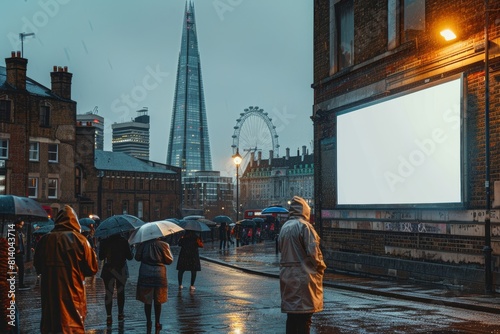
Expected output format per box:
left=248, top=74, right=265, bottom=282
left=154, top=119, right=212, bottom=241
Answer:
left=176, top=229, right=203, bottom=291
left=99, top=233, right=133, bottom=326
left=13, top=219, right=28, bottom=290
left=133, top=229, right=174, bottom=332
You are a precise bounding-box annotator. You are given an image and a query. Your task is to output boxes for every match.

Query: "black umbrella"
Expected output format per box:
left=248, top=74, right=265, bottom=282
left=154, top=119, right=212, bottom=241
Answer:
left=0, top=195, right=48, bottom=221
left=94, top=214, right=145, bottom=239
left=179, top=220, right=211, bottom=232
left=236, top=219, right=256, bottom=228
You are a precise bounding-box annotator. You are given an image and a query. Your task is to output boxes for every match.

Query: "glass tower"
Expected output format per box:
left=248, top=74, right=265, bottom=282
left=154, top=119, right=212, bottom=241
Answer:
left=167, top=1, right=212, bottom=177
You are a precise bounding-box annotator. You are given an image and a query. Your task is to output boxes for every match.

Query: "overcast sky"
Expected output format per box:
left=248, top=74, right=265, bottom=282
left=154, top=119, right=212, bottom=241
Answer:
left=2, top=0, right=313, bottom=177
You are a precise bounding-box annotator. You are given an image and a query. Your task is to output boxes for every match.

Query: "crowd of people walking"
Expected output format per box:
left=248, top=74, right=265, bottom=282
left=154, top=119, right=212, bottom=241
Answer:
left=4, top=195, right=325, bottom=334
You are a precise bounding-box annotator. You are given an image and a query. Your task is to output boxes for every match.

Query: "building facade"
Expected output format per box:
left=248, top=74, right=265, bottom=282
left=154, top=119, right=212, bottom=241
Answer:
left=166, top=1, right=212, bottom=177
left=0, top=51, right=77, bottom=217
left=240, top=146, right=314, bottom=211
left=313, top=0, right=500, bottom=291
left=182, top=171, right=233, bottom=220
left=112, top=108, right=150, bottom=160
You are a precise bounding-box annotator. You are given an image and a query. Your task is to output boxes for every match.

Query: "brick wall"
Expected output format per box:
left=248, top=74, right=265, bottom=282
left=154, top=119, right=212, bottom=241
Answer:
left=313, top=0, right=500, bottom=291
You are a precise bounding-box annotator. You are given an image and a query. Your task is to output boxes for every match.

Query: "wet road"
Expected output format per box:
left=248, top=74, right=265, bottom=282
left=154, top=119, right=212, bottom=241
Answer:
left=16, top=249, right=500, bottom=333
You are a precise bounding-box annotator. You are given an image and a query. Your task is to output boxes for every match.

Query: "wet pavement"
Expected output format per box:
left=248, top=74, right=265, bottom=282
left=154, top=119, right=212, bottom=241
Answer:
left=14, top=239, right=500, bottom=333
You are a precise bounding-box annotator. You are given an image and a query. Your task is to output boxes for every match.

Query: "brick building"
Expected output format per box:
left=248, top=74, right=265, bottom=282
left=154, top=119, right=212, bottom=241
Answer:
left=240, top=146, right=314, bottom=211
left=0, top=51, right=77, bottom=217
left=313, top=0, right=500, bottom=291
left=0, top=52, right=182, bottom=224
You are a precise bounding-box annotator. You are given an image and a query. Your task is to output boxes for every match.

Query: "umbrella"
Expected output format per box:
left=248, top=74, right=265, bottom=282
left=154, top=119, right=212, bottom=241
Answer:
left=261, top=206, right=289, bottom=214
left=179, top=220, right=211, bottom=232
left=33, top=223, right=90, bottom=235
left=79, top=217, right=95, bottom=227
left=213, top=215, right=233, bottom=225
left=33, top=224, right=54, bottom=235
left=236, top=219, right=256, bottom=228
left=183, top=215, right=205, bottom=220
left=128, top=220, right=184, bottom=244
left=95, top=214, right=145, bottom=239
left=0, top=195, right=48, bottom=221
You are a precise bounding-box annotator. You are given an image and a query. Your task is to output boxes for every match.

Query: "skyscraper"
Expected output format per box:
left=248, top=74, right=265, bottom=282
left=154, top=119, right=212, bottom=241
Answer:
left=167, top=1, right=212, bottom=178
left=112, top=108, right=150, bottom=160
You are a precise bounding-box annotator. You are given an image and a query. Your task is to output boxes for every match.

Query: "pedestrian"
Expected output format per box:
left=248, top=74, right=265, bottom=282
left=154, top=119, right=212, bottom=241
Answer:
left=278, top=196, right=326, bottom=334
left=176, top=230, right=203, bottom=291
left=219, top=221, right=227, bottom=250
left=99, top=233, right=133, bottom=326
left=227, top=225, right=235, bottom=246
left=234, top=224, right=242, bottom=247
left=13, top=219, right=29, bottom=290
left=135, top=237, right=174, bottom=332
left=34, top=205, right=99, bottom=334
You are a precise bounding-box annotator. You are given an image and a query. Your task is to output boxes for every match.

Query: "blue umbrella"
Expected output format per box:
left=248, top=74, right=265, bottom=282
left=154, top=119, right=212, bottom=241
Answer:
left=261, top=206, right=289, bottom=214
left=79, top=217, right=95, bottom=227
left=213, top=215, right=233, bottom=225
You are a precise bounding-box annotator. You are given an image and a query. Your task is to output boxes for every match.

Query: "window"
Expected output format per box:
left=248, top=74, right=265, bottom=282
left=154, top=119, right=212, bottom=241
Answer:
left=29, top=142, right=39, bottom=161
left=106, top=200, right=113, bottom=217
left=48, top=178, right=58, bottom=198
left=48, top=144, right=58, bottom=163
left=40, top=105, right=50, bottom=127
left=388, top=0, right=425, bottom=49
left=137, top=200, right=143, bottom=219
left=0, top=100, right=12, bottom=123
left=28, top=177, right=38, bottom=198
left=0, top=175, right=5, bottom=194
left=122, top=201, right=129, bottom=214
left=0, top=140, right=8, bottom=159
left=330, top=0, right=354, bottom=74
left=75, top=167, right=82, bottom=197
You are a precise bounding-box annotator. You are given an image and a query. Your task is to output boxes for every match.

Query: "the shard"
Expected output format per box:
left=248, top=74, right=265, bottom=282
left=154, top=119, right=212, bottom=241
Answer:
left=167, top=1, right=212, bottom=177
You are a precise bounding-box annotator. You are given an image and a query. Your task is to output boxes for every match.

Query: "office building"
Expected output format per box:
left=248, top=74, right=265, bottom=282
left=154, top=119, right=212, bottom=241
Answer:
left=166, top=1, right=212, bottom=177
left=112, top=108, right=150, bottom=160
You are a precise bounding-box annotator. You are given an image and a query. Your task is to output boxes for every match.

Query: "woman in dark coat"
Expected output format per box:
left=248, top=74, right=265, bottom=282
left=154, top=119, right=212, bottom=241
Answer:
left=176, top=230, right=203, bottom=291
left=135, top=238, right=173, bottom=332
left=99, top=233, right=133, bottom=325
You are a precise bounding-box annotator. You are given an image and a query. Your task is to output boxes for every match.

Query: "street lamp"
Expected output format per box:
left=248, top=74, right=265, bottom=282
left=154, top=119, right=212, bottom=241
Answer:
left=232, top=149, right=242, bottom=221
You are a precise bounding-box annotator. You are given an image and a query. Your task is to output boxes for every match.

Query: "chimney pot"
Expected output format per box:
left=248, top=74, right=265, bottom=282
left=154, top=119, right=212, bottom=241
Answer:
left=64, top=66, right=68, bottom=72
left=11, top=51, right=15, bottom=57
left=16, top=51, right=21, bottom=58
left=53, top=66, right=57, bottom=72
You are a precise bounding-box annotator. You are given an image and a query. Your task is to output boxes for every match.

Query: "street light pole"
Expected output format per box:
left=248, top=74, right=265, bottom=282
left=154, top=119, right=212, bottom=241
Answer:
left=483, top=0, right=493, bottom=294
left=232, top=149, right=242, bottom=221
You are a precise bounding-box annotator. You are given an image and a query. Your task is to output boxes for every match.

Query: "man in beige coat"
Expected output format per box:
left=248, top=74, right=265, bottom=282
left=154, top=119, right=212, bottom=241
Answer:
left=278, top=196, right=326, bottom=334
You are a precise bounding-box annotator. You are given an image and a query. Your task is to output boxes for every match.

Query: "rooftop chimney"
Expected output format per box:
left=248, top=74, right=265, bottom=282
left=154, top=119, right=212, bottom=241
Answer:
left=51, top=65, right=73, bottom=100
left=257, top=151, right=262, bottom=166
left=5, top=51, right=28, bottom=90
left=269, top=150, right=273, bottom=164
left=250, top=151, right=255, bottom=167
left=286, top=147, right=290, bottom=160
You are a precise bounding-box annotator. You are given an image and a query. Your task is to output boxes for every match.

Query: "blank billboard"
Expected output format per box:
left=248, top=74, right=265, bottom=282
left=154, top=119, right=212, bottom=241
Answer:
left=336, top=76, right=462, bottom=206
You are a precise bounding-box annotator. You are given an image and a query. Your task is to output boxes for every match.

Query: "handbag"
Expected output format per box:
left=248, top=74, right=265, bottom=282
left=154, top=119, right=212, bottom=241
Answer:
left=197, top=237, right=204, bottom=248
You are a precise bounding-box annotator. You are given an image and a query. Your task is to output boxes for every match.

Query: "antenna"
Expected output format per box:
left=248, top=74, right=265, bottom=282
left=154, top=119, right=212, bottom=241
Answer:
left=19, top=32, right=35, bottom=57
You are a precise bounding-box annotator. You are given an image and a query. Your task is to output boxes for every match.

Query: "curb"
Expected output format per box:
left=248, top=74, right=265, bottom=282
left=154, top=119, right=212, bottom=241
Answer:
left=200, top=256, right=500, bottom=315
